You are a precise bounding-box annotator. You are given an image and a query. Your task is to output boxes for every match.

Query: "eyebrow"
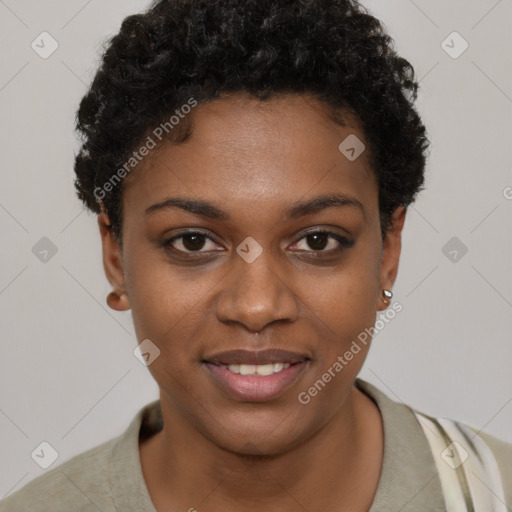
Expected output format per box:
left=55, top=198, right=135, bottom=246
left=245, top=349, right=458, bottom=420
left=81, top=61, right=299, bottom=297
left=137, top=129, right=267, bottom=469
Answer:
left=144, top=193, right=365, bottom=220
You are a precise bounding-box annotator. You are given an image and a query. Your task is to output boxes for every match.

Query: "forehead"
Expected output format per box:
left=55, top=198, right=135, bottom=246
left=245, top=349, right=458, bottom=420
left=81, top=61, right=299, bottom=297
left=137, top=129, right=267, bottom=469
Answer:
left=122, top=93, right=378, bottom=222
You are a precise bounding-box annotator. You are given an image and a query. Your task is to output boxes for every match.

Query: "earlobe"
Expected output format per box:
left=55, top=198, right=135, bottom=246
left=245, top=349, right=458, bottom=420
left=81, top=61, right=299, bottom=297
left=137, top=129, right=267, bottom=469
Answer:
left=98, top=213, right=131, bottom=311
left=377, top=206, right=406, bottom=310
left=106, top=290, right=130, bottom=311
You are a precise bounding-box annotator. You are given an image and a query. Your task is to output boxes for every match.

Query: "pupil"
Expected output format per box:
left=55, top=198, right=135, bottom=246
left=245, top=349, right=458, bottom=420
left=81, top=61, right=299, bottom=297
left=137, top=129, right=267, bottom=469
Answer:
left=308, top=233, right=327, bottom=251
left=183, top=234, right=205, bottom=251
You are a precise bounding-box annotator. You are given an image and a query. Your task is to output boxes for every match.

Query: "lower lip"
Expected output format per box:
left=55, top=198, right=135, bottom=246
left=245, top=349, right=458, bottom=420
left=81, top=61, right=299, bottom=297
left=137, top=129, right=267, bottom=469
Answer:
left=204, top=362, right=308, bottom=402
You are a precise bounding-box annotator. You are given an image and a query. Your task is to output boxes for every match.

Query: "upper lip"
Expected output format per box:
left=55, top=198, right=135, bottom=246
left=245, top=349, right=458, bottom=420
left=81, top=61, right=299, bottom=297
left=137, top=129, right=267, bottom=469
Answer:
left=203, top=349, right=310, bottom=366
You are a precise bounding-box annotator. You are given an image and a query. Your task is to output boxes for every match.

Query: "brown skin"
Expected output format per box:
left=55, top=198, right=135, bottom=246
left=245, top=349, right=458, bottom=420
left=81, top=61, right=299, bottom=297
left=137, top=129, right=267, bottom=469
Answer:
left=99, top=93, right=406, bottom=511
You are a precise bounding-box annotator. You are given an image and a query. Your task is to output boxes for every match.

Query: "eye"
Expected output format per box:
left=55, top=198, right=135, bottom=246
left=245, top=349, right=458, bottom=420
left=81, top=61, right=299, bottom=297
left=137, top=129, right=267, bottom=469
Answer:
left=290, top=230, right=354, bottom=252
left=163, top=231, right=223, bottom=253
left=161, top=228, right=353, bottom=257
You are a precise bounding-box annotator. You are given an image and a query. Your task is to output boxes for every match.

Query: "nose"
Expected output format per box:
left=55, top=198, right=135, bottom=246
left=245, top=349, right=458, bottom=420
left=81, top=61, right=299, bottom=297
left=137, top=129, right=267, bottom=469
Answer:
left=214, top=249, right=299, bottom=333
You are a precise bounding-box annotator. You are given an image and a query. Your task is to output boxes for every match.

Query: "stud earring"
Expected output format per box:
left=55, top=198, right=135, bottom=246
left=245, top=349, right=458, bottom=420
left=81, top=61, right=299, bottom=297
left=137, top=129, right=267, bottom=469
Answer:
left=382, top=289, right=393, bottom=301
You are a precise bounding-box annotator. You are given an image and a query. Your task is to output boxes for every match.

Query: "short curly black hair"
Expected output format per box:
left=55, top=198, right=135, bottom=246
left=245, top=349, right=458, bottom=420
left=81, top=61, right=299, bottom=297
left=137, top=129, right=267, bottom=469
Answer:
left=74, top=0, right=429, bottom=241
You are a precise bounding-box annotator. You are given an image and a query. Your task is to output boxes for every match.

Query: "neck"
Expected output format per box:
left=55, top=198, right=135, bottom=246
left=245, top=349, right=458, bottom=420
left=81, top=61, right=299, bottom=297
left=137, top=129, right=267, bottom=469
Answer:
left=140, top=385, right=383, bottom=512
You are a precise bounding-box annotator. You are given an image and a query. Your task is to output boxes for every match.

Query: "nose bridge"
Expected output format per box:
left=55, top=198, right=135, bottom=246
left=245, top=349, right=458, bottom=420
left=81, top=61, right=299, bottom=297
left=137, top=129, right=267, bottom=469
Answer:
left=215, top=243, right=299, bottom=332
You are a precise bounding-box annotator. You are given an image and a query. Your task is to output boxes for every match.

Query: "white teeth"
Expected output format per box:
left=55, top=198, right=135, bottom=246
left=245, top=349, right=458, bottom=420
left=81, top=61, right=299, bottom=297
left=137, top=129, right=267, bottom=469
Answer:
left=256, top=364, right=274, bottom=376
left=239, top=364, right=256, bottom=375
left=273, top=362, right=284, bottom=373
left=223, top=362, right=292, bottom=376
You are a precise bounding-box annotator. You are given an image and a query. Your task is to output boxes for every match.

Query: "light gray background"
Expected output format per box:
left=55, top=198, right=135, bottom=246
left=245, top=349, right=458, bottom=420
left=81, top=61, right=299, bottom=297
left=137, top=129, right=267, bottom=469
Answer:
left=1, top=0, right=511, bottom=500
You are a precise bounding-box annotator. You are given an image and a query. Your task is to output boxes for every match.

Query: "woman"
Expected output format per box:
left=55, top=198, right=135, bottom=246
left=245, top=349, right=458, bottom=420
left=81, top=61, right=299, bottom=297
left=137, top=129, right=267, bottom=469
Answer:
left=2, top=0, right=510, bottom=511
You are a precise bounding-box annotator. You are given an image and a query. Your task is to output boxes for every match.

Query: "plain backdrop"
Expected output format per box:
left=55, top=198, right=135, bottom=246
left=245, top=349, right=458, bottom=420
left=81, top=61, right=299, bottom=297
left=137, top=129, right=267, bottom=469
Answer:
left=0, top=0, right=511, bottom=499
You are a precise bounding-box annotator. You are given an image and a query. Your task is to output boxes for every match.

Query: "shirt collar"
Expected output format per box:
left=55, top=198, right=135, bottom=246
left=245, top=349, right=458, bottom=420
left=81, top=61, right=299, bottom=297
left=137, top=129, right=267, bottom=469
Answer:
left=109, top=378, right=445, bottom=511
left=355, top=378, right=445, bottom=512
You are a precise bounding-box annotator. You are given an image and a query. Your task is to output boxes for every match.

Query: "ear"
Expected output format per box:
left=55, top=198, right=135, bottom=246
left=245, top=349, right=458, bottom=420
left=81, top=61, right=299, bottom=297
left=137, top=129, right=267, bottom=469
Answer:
left=377, top=206, right=406, bottom=311
left=98, top=213, right=130, bottom=311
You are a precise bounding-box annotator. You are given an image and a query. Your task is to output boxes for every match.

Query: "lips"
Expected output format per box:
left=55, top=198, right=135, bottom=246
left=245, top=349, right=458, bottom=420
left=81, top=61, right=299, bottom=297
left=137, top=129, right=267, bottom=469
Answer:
left=202, top=349, right=310, bottom=401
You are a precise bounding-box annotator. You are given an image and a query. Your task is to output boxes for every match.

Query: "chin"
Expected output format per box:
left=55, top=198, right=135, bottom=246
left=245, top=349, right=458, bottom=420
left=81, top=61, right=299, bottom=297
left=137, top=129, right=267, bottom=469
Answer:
left=203, top=411, right=311, bottom=458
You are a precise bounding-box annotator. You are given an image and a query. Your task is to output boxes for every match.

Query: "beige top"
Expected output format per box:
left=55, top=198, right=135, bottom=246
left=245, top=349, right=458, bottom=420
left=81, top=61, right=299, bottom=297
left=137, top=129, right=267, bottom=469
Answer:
left=1, top=378, right=510, bottom=511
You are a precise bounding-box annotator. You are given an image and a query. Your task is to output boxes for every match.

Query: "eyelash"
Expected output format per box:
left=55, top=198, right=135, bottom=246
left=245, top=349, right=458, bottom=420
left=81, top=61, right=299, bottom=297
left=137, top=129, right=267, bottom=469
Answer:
left=161, top=229, right=354, bottom=256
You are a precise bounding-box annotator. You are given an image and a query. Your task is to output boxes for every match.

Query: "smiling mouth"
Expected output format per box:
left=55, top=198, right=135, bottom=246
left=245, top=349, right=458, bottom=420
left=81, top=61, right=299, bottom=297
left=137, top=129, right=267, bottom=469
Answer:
left=202, top=349, right=311, bottom=401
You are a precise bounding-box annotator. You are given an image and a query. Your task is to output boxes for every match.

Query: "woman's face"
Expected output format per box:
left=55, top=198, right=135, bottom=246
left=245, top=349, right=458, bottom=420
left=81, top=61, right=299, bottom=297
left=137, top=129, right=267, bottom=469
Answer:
left=100, top=93, right=404, bottom=455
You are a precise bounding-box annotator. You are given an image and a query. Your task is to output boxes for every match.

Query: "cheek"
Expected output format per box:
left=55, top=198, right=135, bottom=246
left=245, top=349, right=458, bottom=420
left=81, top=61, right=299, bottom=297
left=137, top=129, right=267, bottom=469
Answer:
left=125, top=259, right=215, bottom=390
left=123, top=243, right=211, bottom=349
left=301, top=279, right=378, bottom=387
left=329, top=271, right=379, bottom=333
left=304, top=247, right=381, bottom=341
left=294, top=258, right=380, bottom=413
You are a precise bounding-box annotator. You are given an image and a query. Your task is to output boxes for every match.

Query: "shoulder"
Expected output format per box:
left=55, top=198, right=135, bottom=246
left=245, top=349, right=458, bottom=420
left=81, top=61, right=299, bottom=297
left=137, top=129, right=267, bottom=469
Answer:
left=413, top=409, right=512, bottom=509
left=0, top=436, right=118, bottom=512
left=467, top=425, right=512, bottom=505
left=356, top=378, right=511, bottom=509
left=0, top=400, right=159, bottom=512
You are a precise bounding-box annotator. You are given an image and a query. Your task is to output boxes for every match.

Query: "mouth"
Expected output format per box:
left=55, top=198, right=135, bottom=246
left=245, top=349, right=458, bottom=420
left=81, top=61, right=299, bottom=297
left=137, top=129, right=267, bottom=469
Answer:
left=202, top=349, right=311, bottom=402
